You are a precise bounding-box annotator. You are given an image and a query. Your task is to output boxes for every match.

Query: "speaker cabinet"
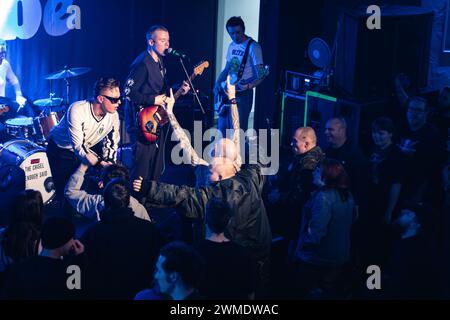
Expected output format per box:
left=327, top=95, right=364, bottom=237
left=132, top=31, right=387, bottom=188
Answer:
left=280, top=93, right=307, bottom=148
left=291, top=92, right=395, bottom=153
left=335, top=6, right=433, bottom=98
left=335, top=97, right=395, bottom=154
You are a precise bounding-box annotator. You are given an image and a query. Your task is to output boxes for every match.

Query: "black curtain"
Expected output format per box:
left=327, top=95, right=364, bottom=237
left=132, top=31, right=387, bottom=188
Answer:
left=6, top=0, right=217, bottom=109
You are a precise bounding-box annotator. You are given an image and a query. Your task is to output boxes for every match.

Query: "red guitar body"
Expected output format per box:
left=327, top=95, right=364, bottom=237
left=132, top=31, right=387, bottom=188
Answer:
left=138, top=104, right=169, bottom=143
left=138, top=60, right=209, bottom=143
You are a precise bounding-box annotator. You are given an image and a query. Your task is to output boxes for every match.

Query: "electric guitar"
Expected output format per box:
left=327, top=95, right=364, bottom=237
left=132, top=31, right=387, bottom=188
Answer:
left=214, top=65, right=269, bottom=116
left=139, top=60, right=209, bottom=143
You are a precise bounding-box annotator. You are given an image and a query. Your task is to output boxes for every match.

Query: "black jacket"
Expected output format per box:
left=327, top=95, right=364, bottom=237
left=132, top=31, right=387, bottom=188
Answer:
left=141, top=165, right=272, bottom=261
left=278, top=146, right=325, bottom=239
left=125, top=50, right=167, bottom=108
left=124, top=51, right=167, bottom=139
left=279, top=146, right=324, bottom=208
left=81, top=207, right=162, bottom=299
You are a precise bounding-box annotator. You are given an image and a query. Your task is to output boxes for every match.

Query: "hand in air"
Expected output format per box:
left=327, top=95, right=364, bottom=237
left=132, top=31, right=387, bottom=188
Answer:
left=71, top=239, right=85, bottom=255
left=16, top=95, right=26, bottom=106
left=226, top=75, right=236, bottom=100
left=165, top=89, right=175, bottom=114
left=133, top=176, right=143, bottom=192
left=155, top=94, right=167, bottom=106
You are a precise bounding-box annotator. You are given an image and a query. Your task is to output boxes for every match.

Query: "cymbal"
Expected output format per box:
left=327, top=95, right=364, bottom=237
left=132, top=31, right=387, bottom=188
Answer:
left=33, top=97, right=63, bottom=108
left=45, top=67, right=91, bottom=80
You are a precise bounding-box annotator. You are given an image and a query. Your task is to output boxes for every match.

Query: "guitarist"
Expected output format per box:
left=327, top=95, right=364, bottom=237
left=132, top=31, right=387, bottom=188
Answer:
left=213, top=17, right=267, bottom=135
left=124, top=25, right=190, bottom=185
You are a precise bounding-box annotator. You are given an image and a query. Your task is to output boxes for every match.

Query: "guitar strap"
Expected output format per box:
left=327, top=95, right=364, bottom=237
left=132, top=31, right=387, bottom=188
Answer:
left=236, top=38, right=254, bottom=84
left=216, top=38, right=254, bottom=115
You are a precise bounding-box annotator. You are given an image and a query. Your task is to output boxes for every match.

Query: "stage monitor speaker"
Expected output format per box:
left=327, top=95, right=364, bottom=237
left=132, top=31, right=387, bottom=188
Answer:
left=335, top=6, right=433, bottom=98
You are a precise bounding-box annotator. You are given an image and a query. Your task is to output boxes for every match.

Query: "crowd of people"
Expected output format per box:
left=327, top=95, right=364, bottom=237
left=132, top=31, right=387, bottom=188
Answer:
left=0, top=16, right=449, bottom=300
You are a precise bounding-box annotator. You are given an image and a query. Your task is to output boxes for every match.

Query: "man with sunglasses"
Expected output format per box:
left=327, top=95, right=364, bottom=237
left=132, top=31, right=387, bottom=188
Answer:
left=124, top=25, right=190, bottom=186
left=46, top=78, right=121, bottom=198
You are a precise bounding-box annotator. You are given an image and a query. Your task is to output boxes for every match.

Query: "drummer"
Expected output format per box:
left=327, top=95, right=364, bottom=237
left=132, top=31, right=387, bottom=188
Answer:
left=46, top=77, right=121, bottom=198
left=0, top=39, right=27, bottom=109
left=0, top=39, right=27, bottom=142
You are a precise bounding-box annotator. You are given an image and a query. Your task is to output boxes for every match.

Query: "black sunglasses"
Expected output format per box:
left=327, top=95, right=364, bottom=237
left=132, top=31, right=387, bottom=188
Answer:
left=102, top=95, right=122, bottom=104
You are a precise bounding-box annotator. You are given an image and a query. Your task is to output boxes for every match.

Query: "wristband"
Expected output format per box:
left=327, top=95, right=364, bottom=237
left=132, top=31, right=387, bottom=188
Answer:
left=229, top=98, right=237, bottom=104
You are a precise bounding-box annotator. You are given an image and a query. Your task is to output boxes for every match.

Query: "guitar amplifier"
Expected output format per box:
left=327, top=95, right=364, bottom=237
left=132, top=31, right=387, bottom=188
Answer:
left=284, top=70, right=321, bottom=95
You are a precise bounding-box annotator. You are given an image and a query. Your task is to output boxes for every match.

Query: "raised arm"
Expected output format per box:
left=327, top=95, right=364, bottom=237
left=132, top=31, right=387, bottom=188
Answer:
left=394, top=73, right=410, bottom=109
left=5, top=60, right=26, bottom=106
left=64, top=163, right=103, bottom=220
left=138, top=179, right=207, bottom=220
left=225, top=76, right=242, bottom=170
left=165, top=89, right=208, bottom=166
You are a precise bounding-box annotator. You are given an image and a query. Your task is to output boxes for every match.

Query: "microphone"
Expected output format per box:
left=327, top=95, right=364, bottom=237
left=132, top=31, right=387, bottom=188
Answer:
left=166, top=48, right=187, bottom=59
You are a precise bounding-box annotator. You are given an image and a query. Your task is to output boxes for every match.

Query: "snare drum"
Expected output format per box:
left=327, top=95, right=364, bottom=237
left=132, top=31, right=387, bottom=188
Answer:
left=5, top=117, right=36, bottom=139
left=34, top=112, right=59, bottom=140
left=0, top=139, right=55, bottom=204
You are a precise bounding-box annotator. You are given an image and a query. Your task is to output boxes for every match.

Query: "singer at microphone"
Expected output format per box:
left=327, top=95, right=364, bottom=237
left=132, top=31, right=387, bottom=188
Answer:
left=166, top=48, right=188, bottom=59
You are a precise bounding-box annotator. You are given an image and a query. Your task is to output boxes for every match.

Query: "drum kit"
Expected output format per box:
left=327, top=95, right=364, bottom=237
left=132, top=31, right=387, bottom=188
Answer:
left=0, top=66, right=90, bottom=204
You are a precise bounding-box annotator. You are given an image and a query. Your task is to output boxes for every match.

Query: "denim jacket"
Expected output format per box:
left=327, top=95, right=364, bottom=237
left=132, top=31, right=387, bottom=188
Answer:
left=296, top=188, right=355, bottom=267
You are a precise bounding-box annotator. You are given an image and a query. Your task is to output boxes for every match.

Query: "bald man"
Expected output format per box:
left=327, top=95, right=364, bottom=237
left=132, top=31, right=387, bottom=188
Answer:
left=291, top=127, right=319, bottom=155
left=133, top=92, right=271, bottom=297
left=324, top=117, right=368, bottom=207
left=133, top=140, right=271, bottom=297
left=268, top=126, right=324, bottom=256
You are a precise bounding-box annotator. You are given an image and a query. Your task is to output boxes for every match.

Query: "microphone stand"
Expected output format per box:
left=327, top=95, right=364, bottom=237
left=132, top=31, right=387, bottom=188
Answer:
left=178, top=57, right=205, bottom=114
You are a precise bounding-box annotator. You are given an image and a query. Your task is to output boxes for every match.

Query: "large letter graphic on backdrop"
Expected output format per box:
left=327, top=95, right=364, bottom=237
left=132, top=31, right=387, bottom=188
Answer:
left=43, top=0, right=74, bottom=36
left=66, top=5, right=81, bottom=30
left=0, top=0, right=42, bottom=40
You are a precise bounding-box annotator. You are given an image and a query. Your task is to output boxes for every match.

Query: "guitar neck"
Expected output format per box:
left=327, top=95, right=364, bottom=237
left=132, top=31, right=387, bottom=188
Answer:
left=173, top=73, right=197, bottom=100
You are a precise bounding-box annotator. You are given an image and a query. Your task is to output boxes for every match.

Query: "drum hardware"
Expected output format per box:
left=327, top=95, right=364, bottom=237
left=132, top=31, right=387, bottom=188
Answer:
left=44, top=66, right=91, bottom=105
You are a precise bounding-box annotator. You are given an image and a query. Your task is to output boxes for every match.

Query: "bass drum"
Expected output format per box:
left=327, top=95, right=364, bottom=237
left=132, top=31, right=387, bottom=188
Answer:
left=0, top=139, right=55, bottom=204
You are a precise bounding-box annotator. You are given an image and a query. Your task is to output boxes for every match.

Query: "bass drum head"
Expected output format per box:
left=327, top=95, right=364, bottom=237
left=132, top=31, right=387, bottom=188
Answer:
left=0, top=139, right=55, bottom=204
